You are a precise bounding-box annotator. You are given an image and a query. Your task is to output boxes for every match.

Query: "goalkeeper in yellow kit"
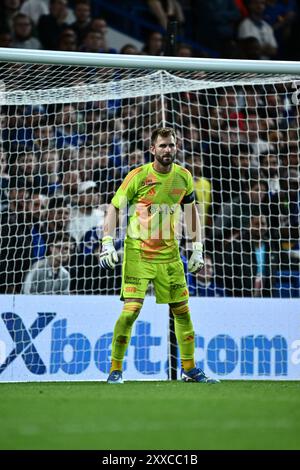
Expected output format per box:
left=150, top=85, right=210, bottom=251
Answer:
left=100, top=127, right=219, bottom=384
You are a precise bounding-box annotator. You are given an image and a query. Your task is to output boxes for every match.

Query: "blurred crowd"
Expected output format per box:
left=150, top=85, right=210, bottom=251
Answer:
left=0, top=0, right=299, bottom=60
left=0, top=0, right=299, bottom=298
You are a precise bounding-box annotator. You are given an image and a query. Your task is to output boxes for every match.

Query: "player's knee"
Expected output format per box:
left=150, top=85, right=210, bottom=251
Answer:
left=170, top=302, right=190, bottom=317
left=121, top=301, right=143, bottom=327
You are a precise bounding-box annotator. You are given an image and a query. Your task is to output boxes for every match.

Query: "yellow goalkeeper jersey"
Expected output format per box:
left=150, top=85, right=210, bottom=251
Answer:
left=112, top=162, right=194, bottom=263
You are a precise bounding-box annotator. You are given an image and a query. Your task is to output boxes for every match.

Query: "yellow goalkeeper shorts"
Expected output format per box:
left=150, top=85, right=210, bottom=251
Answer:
left=121, top=256, right=189, bottom=304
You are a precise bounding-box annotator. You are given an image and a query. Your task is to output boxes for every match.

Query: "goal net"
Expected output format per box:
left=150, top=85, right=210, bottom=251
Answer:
left=1, top=61, right=299, bottom=299
left=0, top=55, right=299, bottom=380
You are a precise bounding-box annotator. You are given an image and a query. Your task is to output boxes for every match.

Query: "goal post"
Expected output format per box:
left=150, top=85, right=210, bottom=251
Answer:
left=0, top=48, right=300, bottom=382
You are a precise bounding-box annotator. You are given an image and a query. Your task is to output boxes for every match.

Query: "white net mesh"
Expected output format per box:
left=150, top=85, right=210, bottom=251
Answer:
left=0, top=62, right=300, bottom=299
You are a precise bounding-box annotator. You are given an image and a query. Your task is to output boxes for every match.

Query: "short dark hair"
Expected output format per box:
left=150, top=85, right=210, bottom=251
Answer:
left=75, top=0, right=91, bottom=7
left=151, top=127, right=176, bottom=145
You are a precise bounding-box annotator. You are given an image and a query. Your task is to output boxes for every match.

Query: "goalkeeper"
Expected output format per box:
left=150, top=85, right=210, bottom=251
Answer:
left=100, top=127, right=219, bottom=384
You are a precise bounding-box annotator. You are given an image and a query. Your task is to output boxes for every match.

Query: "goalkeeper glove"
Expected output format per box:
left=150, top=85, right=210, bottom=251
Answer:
left=99, top=236, right=118, bottom=270
left=188, top=242, right=204, bottom=273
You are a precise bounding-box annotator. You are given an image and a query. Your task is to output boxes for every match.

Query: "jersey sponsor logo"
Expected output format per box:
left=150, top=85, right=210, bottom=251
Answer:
left=124, top=276, right=141, bottom=285
left=125, top=286, right=137, bottom=293
left=181, top=289, right=189, bottom=297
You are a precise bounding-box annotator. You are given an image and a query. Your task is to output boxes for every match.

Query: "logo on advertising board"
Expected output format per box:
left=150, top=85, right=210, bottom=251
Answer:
left=0, top=310, right=295, bottom=378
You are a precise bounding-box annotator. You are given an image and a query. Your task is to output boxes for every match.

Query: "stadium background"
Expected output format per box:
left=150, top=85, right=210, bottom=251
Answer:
left=0, top=0, right=300, bottom=451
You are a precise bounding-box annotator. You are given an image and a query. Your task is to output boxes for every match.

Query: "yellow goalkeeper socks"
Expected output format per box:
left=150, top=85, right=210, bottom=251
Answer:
left=110, top=360, right=123, bottom=373
left=181, top=359, right=195, bottom=372
left=171, top=303, right=195, bottom=368
left=110, top=301, right=143, bottom=371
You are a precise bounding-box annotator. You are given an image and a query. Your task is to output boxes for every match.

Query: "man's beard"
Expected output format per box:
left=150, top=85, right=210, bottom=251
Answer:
left=155, top=153, right=175, bottom=166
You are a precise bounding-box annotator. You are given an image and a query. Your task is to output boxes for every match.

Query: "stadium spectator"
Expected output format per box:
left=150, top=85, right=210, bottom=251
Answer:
left=241, top=112, right=272, bottom=164
left=25, top=191, right=48, bottom=264
left=214, top=170, right=268, bottom=244
left=58, top=27, right=78, bottom=51
left=20, top=0, right=49, bottom=26
left=223, top=213, right=275, bottom=296
left=176, top=43, right=194, bottom=57
left=39, top=149, right=62, bottom=196
left=229, top=143, right=252, bottom=197
left=213, top=171, right=271, bottom=291
left=71, top=0, right=92, bottom=46
left=0, top=180, right=31, bottom=293
left=32, top=122, right=55, bottom=152
left=90, top=17, right=117, bottom=53
left=22, top=232, right=73, bottom=294
left=38, top=0, right=69, bottom=50
left=259, top=151, right=281, bottom=197
left=264, top=0, right=296, bottom=56
left=187, top=255, right=225, bottom=297
left=77, top=148, right=94, bottom=182
left=80, top=30, right=104, bottom=53
left=238, top=36, right=262, bottom=59
left=55, top=104, right=84, bottom=148
left=93, top=149, right=119, bottom=204
left=122, top=148, right=146, bottom=177
left=68, top=180, right=103, bottom=243
left=11, top=13, right=41, bottom=49
left=281, top=141, right=300, bottom=174
left=0, top=0, right=21, bottom=31
left=274, top=168, right=300, bottom=272
left=141, top=31, right=164, bottom=55
left=0, top=29, right=13, bottom=47
left=43, top=195, right=71, bottom=236
left=8, top=151, right=42, bottom=193
left=68, top=180, right=104, bottom=293
left=61, top=170, right=81, bottom=202
left=238, top=0, right=278, bottom=59
left=120, top=43, right=139, bottom=55
left=0, top=151, right=9, bottom=212
left=146, top=0, right=185, bottom=31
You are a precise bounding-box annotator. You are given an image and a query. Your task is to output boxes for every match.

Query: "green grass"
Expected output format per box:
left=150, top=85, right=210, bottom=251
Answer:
left=0, top=381, right=300, bottom=450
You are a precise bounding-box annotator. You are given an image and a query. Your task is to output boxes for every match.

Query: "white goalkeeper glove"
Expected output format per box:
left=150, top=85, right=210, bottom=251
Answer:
left=188, top=242, right=204, bottom=273
left=99, top=236, right=118, bottom=270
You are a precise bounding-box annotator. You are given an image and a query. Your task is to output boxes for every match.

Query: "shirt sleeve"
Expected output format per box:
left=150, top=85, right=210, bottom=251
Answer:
left=267, top=24, right=278, bottom=48
left=111, top=168, right=141, bottom=209
left=238, top=19, right=253, bottom=39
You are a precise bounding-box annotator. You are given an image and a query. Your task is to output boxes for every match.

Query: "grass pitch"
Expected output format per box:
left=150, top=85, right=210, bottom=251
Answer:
left=0, top=381, right=300, bottom=450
